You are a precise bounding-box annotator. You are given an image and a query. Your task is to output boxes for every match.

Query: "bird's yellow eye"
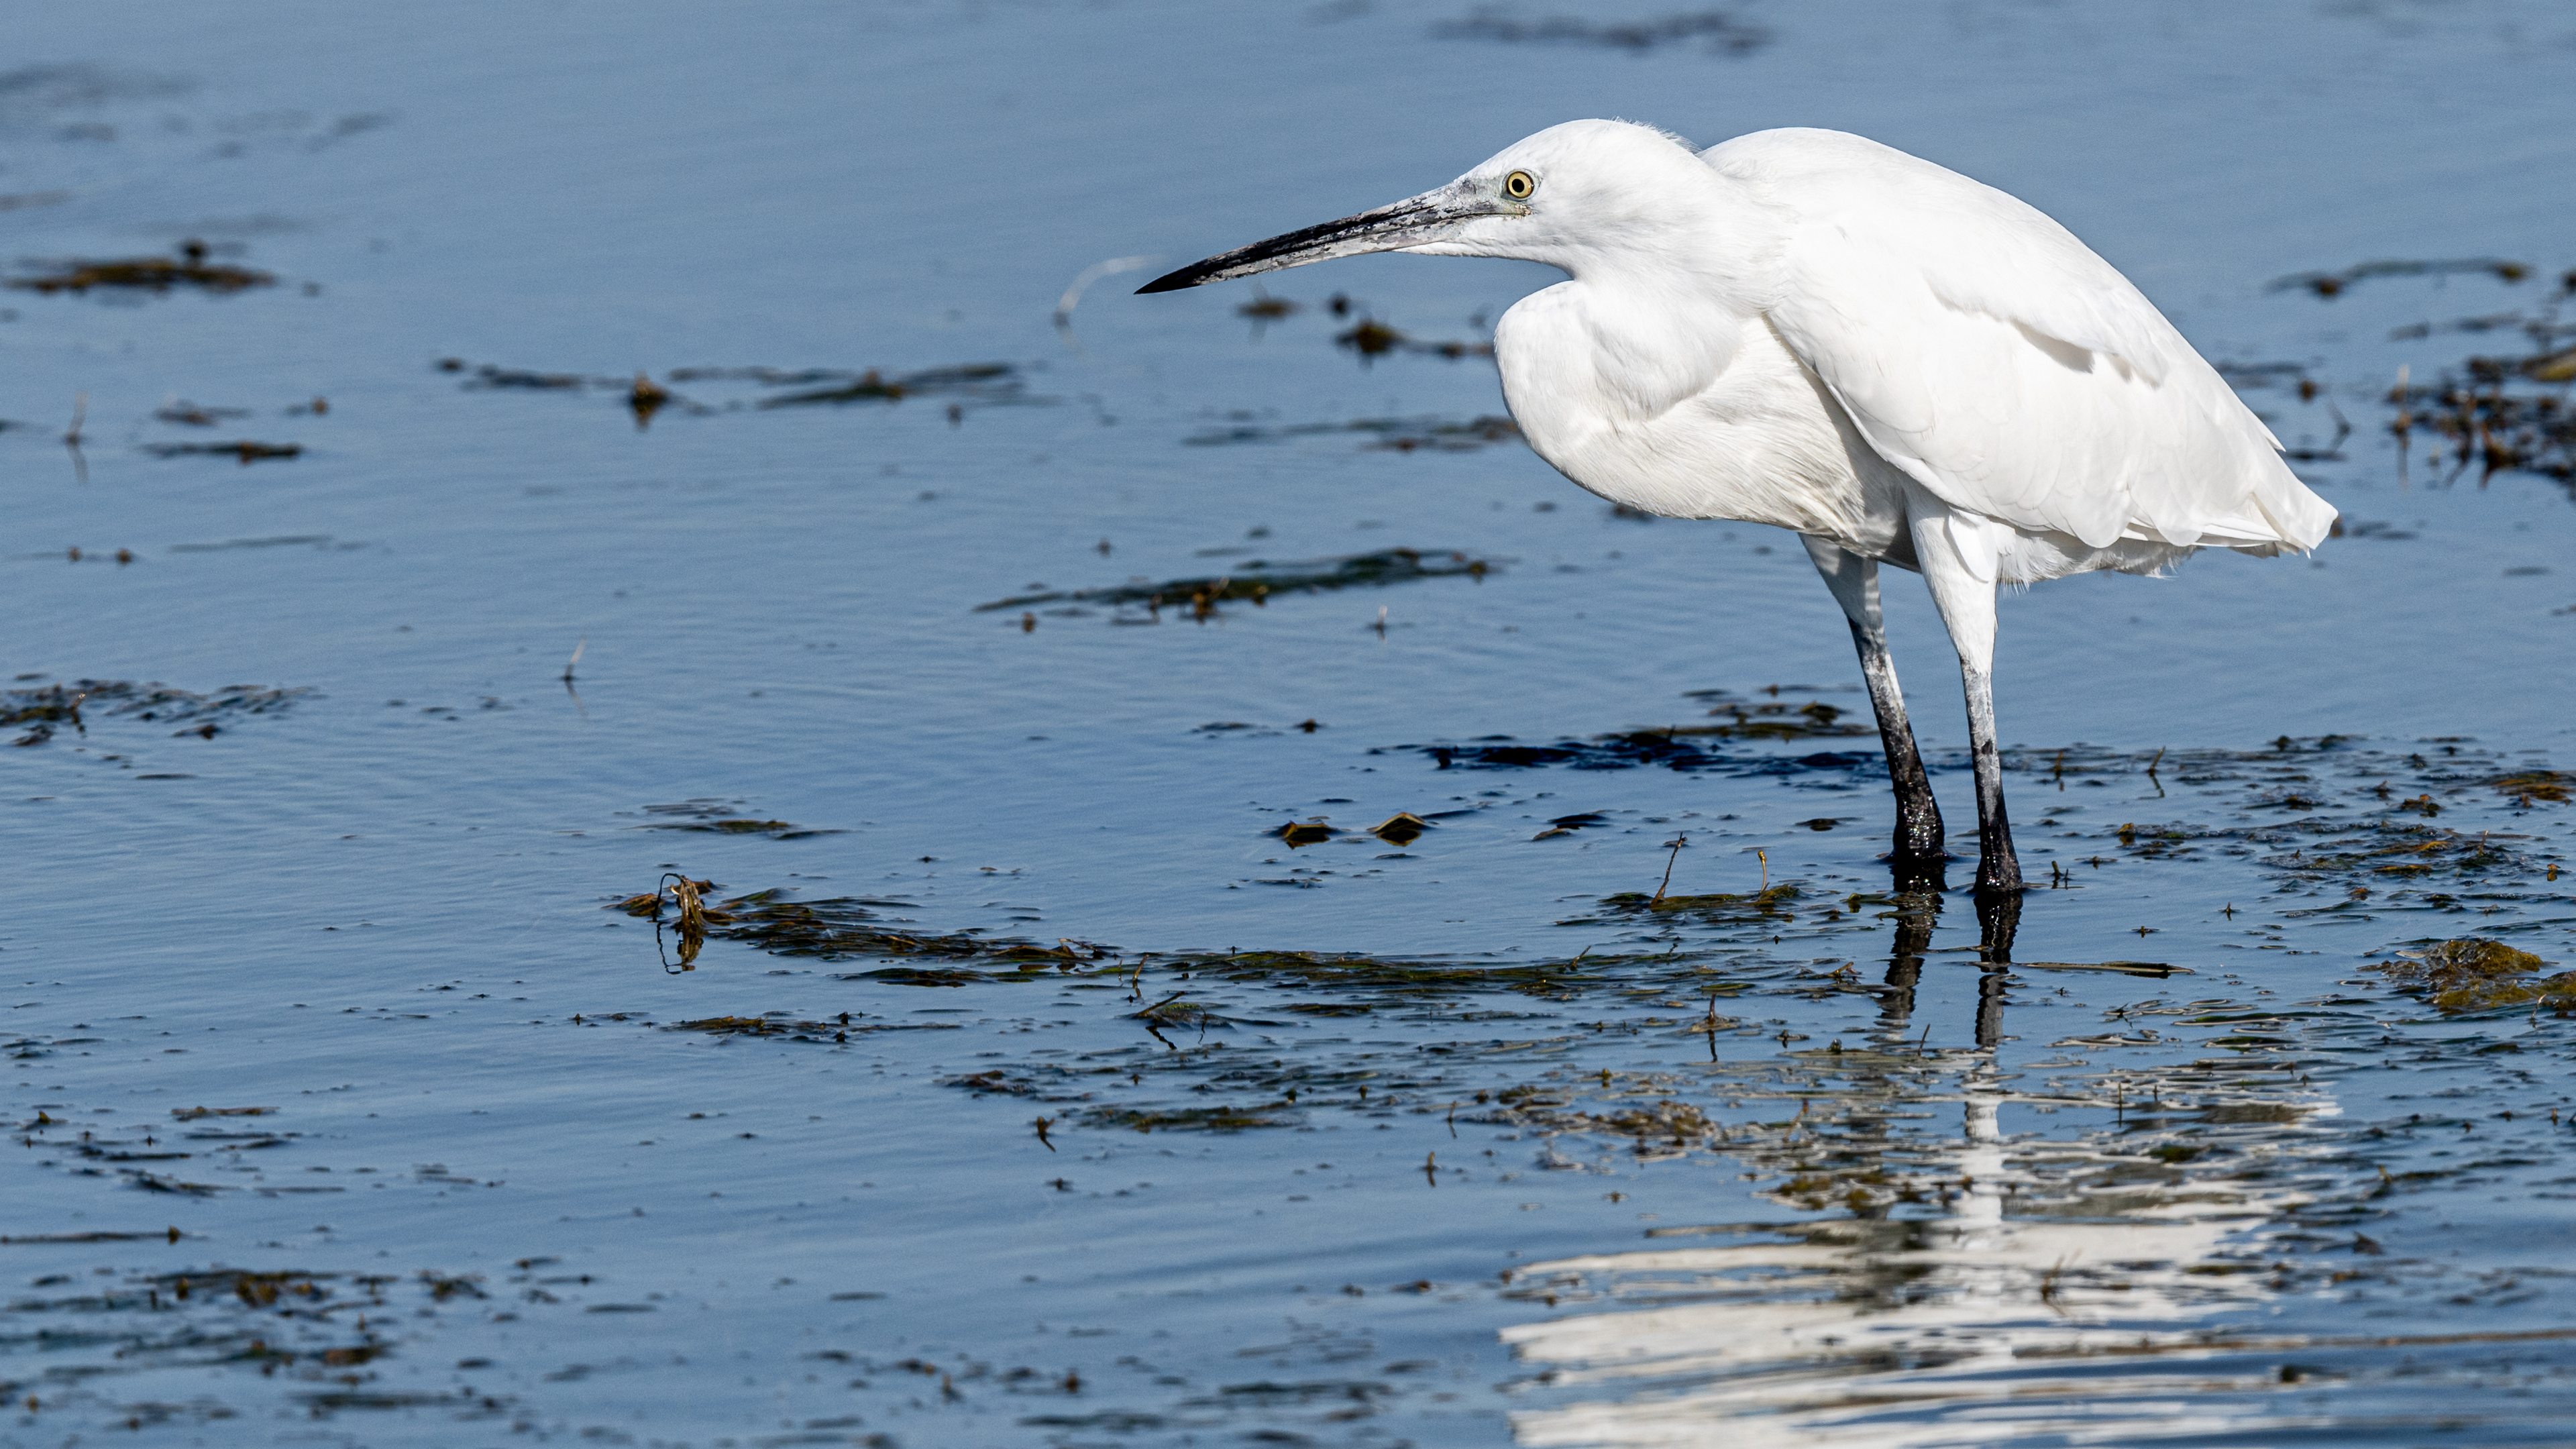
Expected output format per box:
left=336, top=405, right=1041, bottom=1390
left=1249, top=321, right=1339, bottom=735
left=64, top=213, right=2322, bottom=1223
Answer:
left=1503, top=170, right=1536, bottom=201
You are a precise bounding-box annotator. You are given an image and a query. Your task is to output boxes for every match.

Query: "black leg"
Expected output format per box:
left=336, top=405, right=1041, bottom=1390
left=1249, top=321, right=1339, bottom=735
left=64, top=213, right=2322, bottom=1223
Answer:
left=1875, top=857, right=1943, bottom=1038
left=1961, top=664, right=2023, bottom=894
left=1801, top=537, right=1945, bottom=865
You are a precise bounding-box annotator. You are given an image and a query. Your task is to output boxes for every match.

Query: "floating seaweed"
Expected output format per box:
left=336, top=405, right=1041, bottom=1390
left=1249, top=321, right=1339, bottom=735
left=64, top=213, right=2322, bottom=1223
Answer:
left=2369, top=938, right=2574, bottom=1016
left=975, top=547, right=1498, bottom=623
left=3, top=678, right=308, bottom=747
left=1431, top=7, right=1770, bottom=55
left=2390, top=365, right=2576, bottom=486
left=1334, top=317, right=1494, bottom=364
left=8, top=240, right=273, bottom=296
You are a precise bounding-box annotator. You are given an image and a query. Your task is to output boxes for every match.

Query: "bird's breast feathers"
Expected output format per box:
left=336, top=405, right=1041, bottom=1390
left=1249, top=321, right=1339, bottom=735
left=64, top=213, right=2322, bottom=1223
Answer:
left=1496, top=284, right=1905, bottom=543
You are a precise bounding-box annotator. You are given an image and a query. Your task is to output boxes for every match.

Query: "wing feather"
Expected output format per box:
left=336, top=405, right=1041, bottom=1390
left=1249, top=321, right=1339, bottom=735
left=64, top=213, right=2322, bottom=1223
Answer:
left=1706, top=129, right=2333, bottom=553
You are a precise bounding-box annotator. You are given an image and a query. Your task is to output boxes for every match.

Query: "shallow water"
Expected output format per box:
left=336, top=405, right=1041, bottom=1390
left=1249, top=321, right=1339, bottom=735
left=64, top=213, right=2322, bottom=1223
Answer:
left=4, top=3, right=2574, bottom=1445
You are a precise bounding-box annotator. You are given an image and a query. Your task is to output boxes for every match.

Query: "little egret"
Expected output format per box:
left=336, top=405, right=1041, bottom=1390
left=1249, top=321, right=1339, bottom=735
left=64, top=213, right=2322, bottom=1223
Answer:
left=1141, top=121, right=2332, bottom=902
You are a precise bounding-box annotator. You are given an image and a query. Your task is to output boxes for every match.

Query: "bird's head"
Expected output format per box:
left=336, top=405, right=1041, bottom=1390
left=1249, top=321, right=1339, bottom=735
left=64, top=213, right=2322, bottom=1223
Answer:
left=1134, top=119, right=1710, bottom=294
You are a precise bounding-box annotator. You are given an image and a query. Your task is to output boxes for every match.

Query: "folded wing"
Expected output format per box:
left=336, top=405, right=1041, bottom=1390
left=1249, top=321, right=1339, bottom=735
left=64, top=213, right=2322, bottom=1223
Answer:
left=1707, top=127, right=2333, bottom=554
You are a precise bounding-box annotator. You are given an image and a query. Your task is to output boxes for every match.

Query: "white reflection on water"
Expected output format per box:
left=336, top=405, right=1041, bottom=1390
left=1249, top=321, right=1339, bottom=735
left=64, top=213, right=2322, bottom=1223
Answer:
left=1503, top=1060, right=2379, bottom=1448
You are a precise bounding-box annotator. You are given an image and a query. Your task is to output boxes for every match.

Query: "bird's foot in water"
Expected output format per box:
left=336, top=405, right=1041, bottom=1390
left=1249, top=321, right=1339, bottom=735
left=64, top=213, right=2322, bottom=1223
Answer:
left=1886, top=853, right=1950, bottom=899
left=1974, top=885, right=2023, bottom=963
left=1974, top=837, right=2023, bottom=896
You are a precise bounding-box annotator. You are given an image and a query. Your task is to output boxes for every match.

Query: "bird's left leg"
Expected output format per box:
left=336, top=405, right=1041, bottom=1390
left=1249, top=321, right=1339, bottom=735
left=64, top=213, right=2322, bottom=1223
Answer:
left=1799, top=537, right=1944, bottom=863
left=1907, top=512, right=2023, bottom=898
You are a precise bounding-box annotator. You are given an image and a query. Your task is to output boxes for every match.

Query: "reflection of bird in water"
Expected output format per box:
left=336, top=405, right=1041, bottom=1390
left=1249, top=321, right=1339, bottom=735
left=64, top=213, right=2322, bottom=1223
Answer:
left=1482, top=874, right=2354, bottom=1447
left=1498, top=988, right=2333, bottom=1445
left=1142, top=121, right=2332, bottom=916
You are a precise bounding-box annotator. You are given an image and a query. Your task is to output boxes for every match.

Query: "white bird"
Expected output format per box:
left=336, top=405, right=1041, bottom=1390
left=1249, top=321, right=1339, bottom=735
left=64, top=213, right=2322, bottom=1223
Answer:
left=1140, top=121, right=2332, bottom=908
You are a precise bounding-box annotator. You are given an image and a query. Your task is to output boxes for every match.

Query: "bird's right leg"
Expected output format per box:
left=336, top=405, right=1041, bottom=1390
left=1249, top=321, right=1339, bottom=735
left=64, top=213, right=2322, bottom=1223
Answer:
left=1801, top=537, right=1944, bottom=863
left=1904, top=513, right=2023, bottom=898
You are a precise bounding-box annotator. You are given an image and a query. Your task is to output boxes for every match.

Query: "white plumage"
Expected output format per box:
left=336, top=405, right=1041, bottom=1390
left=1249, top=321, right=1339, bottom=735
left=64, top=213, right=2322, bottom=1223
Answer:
left=1141, top=119, right=2331, bottom=908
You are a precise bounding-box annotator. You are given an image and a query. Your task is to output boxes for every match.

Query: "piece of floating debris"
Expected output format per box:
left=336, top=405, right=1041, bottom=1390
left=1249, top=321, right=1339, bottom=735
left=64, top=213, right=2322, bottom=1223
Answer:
left=628, top=372, right=669, bottom=428
left=141, top=440, right=301, bottom=464
left=2012, top=961, right=2188, bottom=977
left=1185, top=413, right=1520, bottom=451
left=975, top=547, right=1499, bottom=621
left=9, top=240, right=273, bottom=296
left=2267, top=256, right=2530, bottom=299
left=1369, top=811, right=1428, bottom=846
left=1277, top=820, right=1335, bottom=847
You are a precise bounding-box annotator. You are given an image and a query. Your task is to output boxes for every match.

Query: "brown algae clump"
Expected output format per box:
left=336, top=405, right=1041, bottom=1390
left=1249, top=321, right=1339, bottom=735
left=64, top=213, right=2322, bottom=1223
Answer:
left=2373, top=938, right=2576, bottom=1015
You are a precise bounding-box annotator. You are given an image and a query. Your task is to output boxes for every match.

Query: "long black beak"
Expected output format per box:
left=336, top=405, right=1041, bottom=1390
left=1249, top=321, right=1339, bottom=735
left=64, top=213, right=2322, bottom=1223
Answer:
left=1136, top=186, right=1501, bottom=294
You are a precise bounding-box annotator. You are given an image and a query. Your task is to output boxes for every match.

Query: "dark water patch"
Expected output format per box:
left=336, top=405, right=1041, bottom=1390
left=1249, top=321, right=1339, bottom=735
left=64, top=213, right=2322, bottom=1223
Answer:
left=2214, top=359, right=2315, bottom=392
left=166, top=534, right=337, bottom=552
left=2267, top=256, right=2533, bottom=299
left=634, top=800, right=845, bottom=840
left=615, top=886, right=1102, bottom=973
left=2385, top=309, right=2557, bottom=343
left=139, top=439, right=301, bottom=463
left=1407, top=689, right=1874, bottom=772
left=975, top=546, right=1497, bottom=622
left=756, top=362, right=1020, bottom=407
left=1430, top=7, right=1770, bottom=56
left=1183, top=413, right=1520, bottom=451
left=1413, top=735, right=1868, bottom=774
left=662, top=1014, right=956, bottom=1042
left=453, top=361, right=587, bottom=389
left=437, top=358, right=1034, bottom=418
left=7, top=241, right=271, bottom=297
left=1599, top=884, right=1802, bottom=920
